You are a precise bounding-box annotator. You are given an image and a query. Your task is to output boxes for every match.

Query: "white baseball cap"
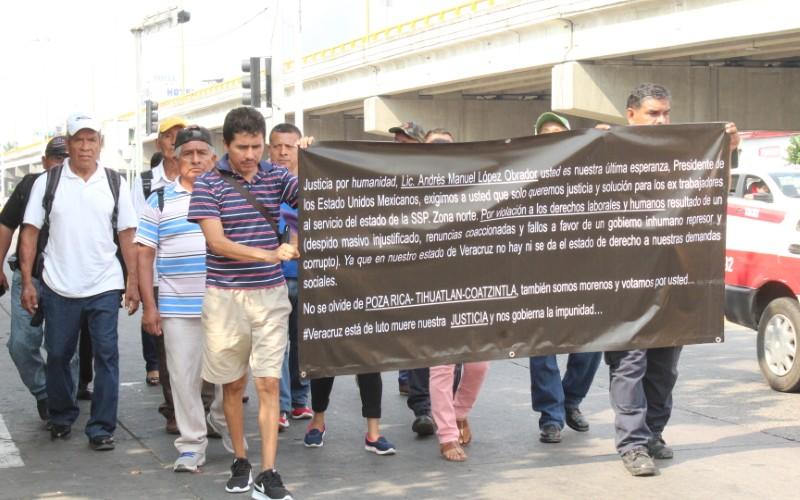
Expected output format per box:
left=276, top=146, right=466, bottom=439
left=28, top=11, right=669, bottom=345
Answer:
left=66, top=112, right=101, bottom=135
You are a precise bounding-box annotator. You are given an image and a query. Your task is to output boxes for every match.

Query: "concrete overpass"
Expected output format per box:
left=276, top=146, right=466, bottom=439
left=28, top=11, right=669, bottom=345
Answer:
left=2, top=0, right=798, bottom=194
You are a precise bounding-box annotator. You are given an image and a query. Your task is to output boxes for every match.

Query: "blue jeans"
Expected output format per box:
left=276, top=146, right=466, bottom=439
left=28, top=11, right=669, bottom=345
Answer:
left=279, top=279, right=309, bottom=412
left=7, top=269, right=47, bottom=401
left=529, top=352, right=602, bottom=429
left=41, top=285, right=121, bottom=439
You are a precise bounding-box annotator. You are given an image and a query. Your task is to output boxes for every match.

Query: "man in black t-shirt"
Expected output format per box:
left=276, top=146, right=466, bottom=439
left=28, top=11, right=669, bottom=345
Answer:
left=0, top=136, right=93, bottom=421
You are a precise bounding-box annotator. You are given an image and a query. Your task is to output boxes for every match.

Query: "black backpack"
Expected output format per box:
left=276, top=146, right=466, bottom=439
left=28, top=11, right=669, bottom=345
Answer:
left=33, top=165, right=125, bottom=280
left=141, top=169, right=154, bottom=198
left=141, top=169, right=165, bottom=211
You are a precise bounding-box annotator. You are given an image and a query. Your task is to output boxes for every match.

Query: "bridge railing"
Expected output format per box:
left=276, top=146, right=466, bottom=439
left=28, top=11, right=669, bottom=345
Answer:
left=2, top=0, right=504, bottom=161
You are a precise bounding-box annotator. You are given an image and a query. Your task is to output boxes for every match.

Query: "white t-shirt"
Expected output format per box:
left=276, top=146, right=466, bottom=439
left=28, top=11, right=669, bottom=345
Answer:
left=24, top=160, right=138, bottom=298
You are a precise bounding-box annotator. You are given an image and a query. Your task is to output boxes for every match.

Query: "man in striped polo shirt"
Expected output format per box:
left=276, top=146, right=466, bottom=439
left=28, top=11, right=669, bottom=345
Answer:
left=188, top=107, right=298, bottom=500
left=136, top=125, right=220, bottom=473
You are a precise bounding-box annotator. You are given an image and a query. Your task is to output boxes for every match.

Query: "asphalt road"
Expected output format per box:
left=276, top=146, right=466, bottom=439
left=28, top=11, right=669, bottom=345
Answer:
left=0, top=294, right=798, bottom=499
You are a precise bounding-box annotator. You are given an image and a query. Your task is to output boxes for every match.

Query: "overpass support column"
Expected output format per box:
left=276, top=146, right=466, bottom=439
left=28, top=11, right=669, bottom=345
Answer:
left=551, top=61, right=800, bottom=130
left=363, top=96, right=559, bottom=141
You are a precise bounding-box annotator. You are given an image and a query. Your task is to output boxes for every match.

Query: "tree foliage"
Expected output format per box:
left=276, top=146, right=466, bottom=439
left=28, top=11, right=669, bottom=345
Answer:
left=788, top=135, right=800, bottom=165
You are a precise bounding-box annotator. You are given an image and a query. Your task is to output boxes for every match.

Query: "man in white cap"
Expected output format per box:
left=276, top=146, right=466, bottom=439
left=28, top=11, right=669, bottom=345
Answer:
left=19, top=112, right=140, bottom=450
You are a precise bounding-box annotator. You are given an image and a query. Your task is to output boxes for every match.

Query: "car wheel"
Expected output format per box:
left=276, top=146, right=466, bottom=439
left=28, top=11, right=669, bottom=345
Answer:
left=757, top=297, right=800, bottom=392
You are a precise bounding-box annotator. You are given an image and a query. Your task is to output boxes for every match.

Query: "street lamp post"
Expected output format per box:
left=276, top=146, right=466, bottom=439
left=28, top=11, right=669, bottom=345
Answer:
left=130, top=7, right=190, bottom=179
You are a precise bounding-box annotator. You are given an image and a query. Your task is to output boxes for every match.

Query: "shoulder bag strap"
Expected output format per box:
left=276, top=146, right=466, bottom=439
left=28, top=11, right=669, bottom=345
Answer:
left=215, top=169, right=284, bottom=243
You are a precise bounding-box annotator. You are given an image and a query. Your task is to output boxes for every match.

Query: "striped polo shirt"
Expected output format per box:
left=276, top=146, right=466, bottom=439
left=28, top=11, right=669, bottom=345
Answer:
left=187, top=156, right=298, bottom=289
left=135, top=182, right=206, bottom=317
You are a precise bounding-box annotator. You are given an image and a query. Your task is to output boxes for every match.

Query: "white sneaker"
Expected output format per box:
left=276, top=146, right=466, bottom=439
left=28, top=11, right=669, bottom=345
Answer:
left=173, top=451, right=205, bottom=472
left=206, top=412, right=248, bottom=454
left=278, top=412, right=290, bottom=431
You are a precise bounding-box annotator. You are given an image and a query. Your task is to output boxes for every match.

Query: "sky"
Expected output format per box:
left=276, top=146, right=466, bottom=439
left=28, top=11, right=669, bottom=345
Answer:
left=0, top=0, right=465, bottom=149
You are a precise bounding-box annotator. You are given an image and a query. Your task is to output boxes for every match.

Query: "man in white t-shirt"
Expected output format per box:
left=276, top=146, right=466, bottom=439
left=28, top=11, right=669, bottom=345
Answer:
left=18, top=112, right=140, bottom=451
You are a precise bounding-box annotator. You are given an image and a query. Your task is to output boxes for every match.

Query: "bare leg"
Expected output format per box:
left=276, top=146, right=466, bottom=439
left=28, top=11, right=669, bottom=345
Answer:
left=223, top=374, right=248, bottom=458
left=366, top=417, right=380, bottom=441
left=309, top=411, right=325, bottom=432
left=253, top=376, right=280, bottom=470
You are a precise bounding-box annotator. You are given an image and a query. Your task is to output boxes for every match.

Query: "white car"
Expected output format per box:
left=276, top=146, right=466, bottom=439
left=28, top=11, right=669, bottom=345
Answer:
left=725, top=166, right=800, bottom=391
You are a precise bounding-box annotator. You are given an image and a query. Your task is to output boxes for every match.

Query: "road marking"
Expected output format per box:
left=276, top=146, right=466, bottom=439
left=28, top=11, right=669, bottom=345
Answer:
left=0, top=414, right=24, bottom=468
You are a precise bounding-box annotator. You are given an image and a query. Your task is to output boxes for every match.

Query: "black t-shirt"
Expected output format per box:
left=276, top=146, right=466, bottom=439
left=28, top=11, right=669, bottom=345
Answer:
left=0, top=173, right=43, bottom=260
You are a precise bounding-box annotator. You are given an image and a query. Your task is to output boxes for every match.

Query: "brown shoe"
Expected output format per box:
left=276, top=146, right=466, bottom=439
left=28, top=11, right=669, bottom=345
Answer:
left=440, top=441, right=467, bottom=462
left=165, top=417, right=179, bottom=435
left=456, top=418, right=472, bottom=446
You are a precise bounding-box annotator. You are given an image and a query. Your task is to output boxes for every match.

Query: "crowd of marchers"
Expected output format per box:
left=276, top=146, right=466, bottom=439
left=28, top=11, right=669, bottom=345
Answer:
left=0, top=83, right=740, bottom=500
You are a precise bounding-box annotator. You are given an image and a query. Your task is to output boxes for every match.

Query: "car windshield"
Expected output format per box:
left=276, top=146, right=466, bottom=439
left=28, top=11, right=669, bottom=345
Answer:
left=769, top=172, right=800, bottom=198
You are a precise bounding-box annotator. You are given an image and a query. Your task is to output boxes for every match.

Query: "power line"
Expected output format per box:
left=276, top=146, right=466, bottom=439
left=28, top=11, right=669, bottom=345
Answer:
left=183, top=7, right=269, bottom=47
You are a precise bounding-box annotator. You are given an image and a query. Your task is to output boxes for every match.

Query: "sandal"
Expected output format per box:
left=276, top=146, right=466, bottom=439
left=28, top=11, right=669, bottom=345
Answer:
left=440, top=440, right=467, bottom=462
left=456, top=418, right=472, bottom=446
left=146, top=371, right=160, bottom=386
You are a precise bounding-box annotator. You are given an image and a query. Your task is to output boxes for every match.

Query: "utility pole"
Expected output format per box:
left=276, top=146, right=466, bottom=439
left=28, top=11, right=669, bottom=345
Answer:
left=130, top=8, right=190, bottom=178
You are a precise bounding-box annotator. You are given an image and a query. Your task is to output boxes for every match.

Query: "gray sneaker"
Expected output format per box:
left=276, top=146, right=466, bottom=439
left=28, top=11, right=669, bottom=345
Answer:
left=621, top=447, right=657, bottom=476
left=207, top=412, right=248, bottom=454
left=173, top=451, right=206, bottom=472
left=647, top=433, right=674, bottom=459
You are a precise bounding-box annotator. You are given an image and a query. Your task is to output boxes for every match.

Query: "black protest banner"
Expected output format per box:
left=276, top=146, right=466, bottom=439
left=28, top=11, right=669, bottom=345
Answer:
left=297, top=124, right=729, bottom=378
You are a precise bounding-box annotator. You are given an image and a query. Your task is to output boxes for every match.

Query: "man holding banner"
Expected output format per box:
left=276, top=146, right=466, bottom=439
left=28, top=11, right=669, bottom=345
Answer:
left=188, top=107, right=297, bottom=498
left=608, top=83, right=740, bottom=477
left=529, top=112, right=602, bottom=445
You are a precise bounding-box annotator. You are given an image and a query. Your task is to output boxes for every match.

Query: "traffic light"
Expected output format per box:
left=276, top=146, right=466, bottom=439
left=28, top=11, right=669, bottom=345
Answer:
left=241, top=57, right=261, bottom=107
left=145, top=99, right=159, bottom=135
